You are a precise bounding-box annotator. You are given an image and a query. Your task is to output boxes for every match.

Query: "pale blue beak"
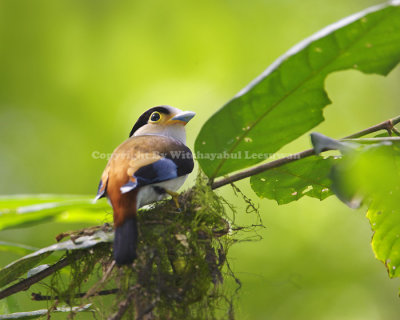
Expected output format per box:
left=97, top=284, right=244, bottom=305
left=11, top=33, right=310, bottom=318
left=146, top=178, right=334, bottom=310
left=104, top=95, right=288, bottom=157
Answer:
left=171, top=111, right=196, bottom=124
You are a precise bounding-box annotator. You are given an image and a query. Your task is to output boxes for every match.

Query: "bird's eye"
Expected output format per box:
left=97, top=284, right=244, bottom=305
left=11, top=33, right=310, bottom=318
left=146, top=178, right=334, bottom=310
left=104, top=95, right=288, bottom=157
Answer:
left=150, top=112, right=161, bottom=123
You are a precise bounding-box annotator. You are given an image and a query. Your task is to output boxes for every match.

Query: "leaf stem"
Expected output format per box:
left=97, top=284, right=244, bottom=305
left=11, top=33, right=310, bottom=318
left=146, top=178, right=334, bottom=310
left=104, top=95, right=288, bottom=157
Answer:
left=211, top=114, right=400, bottom=189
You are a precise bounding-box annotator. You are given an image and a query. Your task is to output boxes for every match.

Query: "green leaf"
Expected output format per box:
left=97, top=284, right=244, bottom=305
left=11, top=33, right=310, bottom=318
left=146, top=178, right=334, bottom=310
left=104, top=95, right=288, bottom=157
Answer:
left=365, top=145, right=400, bottom=278
left=195, top=2, right=400, bottom=179
left=250, top=156, right=336, bottom=205
left=0, top=194, right=90, bottom=210
left=0, top=195, right=111, bottom=231
left=54, top=207, right=112, bottom=224
left=310, top=133, right=400, bottom=208
left=0, top=230, right=113, bottom=288
left=367, top=201, right=400, bottom=278
left=329, top=141, right=400, bottom=282
left=0, top=295, right=19, bottom=315
left=0, top=241, right=38, bottom=256
left=331, top=142, right=400, bottom=208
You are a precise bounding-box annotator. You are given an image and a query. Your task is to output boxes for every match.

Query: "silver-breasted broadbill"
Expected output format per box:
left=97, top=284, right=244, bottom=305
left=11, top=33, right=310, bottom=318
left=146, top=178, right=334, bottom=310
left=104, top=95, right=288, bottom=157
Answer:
left=95, top=106, right=195, bottom=265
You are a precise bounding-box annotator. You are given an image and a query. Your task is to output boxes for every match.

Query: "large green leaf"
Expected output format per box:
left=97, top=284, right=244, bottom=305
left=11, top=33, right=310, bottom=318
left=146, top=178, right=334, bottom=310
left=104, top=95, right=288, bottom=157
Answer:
left=0, top=195, right=111, bottom=230
left=250, top=156, right=337, bottom=205
left=195, top=1, right=400, bottom=179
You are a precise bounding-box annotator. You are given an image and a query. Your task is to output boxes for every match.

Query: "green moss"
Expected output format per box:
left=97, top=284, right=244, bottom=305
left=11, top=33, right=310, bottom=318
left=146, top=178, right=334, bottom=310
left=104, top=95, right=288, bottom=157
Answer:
left=46, top=174, right=260, bottom=319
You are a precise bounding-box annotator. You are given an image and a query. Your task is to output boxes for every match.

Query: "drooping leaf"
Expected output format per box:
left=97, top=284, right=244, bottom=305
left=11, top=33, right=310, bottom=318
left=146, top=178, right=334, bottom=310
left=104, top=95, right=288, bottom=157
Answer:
left=0, top=195, right=111, bottom=231
left=367, top=201, right=400, bottom=279
left=366, top=148, right=400, bottom=278
left=328, top=141, right=400, bottom=282
left=0, top=229, right=113, bottom=288
left=250, top=156, right=337, bottom=205
left=308, top=132, right=363, bottom=208
left=330, top=141, right=400, bottom=209
left=195, top=2, right=400, bottom=179
left=310, top=133, right=400, bottom=208
left=329, top=164, right=364, bottom=209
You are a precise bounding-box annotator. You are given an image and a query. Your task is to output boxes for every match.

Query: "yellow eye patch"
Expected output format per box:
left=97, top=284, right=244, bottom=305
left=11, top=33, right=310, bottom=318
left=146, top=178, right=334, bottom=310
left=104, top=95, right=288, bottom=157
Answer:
left=149, top=111, right=162, bottom=123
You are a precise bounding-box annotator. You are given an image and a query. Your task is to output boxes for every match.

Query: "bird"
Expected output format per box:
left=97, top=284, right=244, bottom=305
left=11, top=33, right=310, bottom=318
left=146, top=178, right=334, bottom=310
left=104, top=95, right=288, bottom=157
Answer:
left=95, top=106, right=195, bottom=265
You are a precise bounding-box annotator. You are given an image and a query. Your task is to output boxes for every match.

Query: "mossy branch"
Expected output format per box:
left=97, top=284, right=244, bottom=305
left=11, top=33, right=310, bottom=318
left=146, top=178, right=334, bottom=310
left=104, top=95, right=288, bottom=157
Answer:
left=0, top=177, right=254, bottom=320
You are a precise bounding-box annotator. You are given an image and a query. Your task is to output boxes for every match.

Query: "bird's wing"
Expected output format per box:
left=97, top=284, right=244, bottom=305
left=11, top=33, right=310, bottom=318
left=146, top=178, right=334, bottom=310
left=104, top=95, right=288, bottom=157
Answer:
left=121, top=157, right=179, bottom=194
left=96, top=135, right=194, bottom=197
left=120, top=136, right=194, bottom=194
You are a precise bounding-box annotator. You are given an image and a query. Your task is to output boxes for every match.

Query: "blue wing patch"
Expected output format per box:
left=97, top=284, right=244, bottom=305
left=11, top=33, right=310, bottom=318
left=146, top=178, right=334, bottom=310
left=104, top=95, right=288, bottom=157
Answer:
left=120, top=158, right=178, bottom=194
left=120, top=178, right=138, bottom=194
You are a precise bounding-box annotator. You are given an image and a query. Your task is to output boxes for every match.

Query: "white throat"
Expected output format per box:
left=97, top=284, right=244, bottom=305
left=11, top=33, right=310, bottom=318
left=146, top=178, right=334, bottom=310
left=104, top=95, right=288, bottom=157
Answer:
left=133, top=124, right=187, bottom=144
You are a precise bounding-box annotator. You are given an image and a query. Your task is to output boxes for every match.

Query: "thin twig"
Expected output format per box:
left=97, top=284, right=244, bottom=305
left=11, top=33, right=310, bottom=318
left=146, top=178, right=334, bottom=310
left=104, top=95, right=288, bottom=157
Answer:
left=212, top=114, right=400, bottom=189
left=46, top=300, right=59, bottom=320
left=107, top=285, right=139, bottom=320
left=83, top=261, right=116, bottom=300
left=343, top=137, right=400, bottom=143
left=344, top=116, right=400, bottom=138
left=0, top=253, right=80, bottom=300
left=136, top=302, right=156, bottom=320
left=63, top=261, right=116, bottom=320
left=31, top=288, right=119, bottom=301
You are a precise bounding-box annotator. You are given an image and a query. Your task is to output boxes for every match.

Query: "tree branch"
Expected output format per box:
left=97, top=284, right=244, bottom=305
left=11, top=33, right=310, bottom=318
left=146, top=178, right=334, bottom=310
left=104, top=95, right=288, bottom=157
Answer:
left=211, top=114, right=400, bottom=189
left=0, top=252, right=82, bottom=300
left=343, top=137, right=400, bottom=143
left=345, top=115, right=400, bottom=138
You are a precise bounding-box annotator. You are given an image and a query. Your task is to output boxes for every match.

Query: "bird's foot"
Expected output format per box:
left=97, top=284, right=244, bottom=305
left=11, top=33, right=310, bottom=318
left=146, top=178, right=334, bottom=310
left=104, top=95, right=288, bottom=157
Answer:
left=165, top=189, right=180, bottom=210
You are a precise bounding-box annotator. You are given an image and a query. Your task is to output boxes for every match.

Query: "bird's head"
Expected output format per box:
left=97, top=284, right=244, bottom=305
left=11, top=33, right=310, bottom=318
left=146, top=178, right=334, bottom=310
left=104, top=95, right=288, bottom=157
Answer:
left=129, top=106, right=196, bottom=144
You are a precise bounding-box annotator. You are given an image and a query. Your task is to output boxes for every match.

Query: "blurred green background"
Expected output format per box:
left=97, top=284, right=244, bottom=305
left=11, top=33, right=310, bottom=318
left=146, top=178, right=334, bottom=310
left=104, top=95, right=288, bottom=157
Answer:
left=0, top=0, right=400, bottom=319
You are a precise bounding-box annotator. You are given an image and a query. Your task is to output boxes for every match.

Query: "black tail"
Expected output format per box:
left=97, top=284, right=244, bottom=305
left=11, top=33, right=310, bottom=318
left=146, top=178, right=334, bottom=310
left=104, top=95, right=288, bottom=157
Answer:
left=113, top=217, right=138, bottom=265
